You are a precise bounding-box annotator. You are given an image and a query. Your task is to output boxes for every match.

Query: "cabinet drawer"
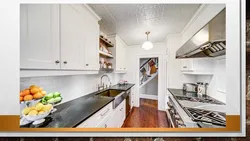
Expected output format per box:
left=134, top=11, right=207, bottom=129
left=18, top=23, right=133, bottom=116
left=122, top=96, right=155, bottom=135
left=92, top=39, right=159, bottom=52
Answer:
left=76, top=102, right=113, bottom=128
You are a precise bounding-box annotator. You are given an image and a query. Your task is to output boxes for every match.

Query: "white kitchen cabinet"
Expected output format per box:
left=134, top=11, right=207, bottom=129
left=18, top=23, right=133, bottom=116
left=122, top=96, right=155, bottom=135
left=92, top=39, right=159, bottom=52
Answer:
left=60, top=5, right=86, bottom=70
left=105, top=100, right=126, bottom=128
left=180, top=58, right=214, bottom=75
left=83, top=10, right=100, bottom=70
left=76, top=100, right=126, bottom=128
left=109, top=35, right=127, bottom=73
left=20, top=4, right=60, bottom=69
left=116, top=36, right=127, bottom=71
left=76, top=102, right=113, bottom=128
left=20, top=4, right=100, bottom=75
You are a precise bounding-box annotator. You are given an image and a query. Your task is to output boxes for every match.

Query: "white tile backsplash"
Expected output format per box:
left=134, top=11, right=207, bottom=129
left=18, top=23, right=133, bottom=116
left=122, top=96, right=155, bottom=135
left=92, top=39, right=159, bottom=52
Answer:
left=20, top=73, right=124, bottom=104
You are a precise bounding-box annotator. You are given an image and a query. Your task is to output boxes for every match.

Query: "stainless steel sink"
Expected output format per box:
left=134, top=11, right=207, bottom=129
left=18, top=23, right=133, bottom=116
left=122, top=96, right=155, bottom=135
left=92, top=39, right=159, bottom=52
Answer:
left=97, top=89, right=126, bottom=109
left=97, top=89, right=123, bottom=97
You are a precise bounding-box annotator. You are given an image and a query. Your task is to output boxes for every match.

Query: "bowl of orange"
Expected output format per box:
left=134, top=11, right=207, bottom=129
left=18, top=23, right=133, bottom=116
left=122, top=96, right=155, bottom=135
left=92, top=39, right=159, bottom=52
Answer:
left=20, top=85, right=47, bottom=103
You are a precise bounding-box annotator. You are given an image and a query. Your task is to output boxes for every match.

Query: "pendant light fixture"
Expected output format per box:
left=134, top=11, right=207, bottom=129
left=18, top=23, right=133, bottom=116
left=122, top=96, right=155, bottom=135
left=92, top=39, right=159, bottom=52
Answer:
left=142, top=31, right=153, bottom=50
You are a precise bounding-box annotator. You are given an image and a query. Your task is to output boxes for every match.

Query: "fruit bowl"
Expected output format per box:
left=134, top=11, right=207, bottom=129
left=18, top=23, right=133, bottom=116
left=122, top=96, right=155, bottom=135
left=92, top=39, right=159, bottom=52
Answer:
left=22, top=107, right=53, bottom=122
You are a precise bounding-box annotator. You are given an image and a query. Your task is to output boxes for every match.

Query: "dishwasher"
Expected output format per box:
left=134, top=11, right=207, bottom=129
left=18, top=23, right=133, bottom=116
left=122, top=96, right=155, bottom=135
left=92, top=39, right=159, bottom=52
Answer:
left=125, top=89, right=131, bottom=117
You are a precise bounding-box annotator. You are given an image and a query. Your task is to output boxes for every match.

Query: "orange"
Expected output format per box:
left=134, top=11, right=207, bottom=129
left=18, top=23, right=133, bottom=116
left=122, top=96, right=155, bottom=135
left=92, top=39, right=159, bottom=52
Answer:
left=22, top=89, right=30, bottom=96
left=24, top=95, right=33, bottom=101
left=41, top=91, right=46, bottom=96
left=38, top=87, right=43, bottom=91
left=30, top=87, right=40, bottom=95
left=20, top=91, right=24, bottom=97
left=29, top=85, right=37, bottom=89
left=33, top=93, right=43, bottom=99
left=20, top=96, right=23, bottom=102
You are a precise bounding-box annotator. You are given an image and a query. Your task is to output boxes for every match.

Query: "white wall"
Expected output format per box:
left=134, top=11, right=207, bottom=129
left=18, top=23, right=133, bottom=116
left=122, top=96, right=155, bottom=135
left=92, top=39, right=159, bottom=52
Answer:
left=166, top=34, right=196, bottom=89
left=206, top=56, right=226, bottom=103
left=20, top=73, right=124, bottom=104
left=140, top=76, right=158, bottom=96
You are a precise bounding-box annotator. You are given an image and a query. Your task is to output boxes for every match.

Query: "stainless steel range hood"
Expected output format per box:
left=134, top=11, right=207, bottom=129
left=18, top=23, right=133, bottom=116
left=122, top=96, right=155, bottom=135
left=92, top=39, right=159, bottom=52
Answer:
left=176, top=9, right=226, bottom=59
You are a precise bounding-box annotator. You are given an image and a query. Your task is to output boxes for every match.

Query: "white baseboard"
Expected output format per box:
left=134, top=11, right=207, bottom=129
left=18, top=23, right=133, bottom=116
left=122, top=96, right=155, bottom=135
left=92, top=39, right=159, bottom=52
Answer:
left=140, top=94, right=158, bottom=100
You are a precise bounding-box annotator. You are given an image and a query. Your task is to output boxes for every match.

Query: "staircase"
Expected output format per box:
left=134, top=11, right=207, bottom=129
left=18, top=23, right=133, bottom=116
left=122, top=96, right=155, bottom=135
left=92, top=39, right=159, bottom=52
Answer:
left=139, top=58, right=158, bottom=89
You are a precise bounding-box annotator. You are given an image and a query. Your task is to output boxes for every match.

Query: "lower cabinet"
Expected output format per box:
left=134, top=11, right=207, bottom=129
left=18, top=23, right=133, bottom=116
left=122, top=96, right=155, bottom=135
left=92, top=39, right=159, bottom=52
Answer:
left=76, top=100, right=126, bottom=128
left=105, top=100, right=126, bottom=128
left=76, top=102, right=113, bottom=128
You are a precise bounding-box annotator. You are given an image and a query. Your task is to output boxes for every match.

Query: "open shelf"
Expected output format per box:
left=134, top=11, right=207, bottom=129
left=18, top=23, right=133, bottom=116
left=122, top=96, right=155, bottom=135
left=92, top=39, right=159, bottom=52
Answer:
left=99, top=68, right=114, bottom=72
left=100, top=36, right=114, bottom=47
left=99, top=50, right=114, bottom=58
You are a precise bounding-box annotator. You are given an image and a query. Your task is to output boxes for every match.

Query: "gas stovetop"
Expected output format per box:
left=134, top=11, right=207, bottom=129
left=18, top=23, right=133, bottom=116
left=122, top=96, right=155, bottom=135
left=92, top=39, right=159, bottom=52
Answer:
left=175, top=96, right=225, bottom=105
left=184, top=107, right=226, bottom=126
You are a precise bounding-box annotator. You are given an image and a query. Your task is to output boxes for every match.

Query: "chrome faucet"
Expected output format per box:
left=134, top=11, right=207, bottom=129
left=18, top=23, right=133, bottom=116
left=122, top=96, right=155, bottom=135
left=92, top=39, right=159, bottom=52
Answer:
left=98, top=74, right=112, bottom=90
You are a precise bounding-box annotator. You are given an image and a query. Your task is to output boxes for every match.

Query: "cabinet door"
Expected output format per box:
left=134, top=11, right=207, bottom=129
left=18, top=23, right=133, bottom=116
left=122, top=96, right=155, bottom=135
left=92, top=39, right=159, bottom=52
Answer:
left=20, top=4, right=60, bottom=69
left=83, top=10, right=100, bottom=70
left=60, top=5, right=85, bottom=70
left=181, top=59, right=193, bottom=71
left=115, top=37, right=123, bottom=71
left=121, top=42, right=127, bottom=71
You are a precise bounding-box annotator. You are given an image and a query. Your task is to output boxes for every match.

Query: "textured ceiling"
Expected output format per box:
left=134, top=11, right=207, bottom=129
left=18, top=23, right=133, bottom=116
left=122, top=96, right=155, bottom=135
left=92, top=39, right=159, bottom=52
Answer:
left=90, top=4, right=201, bottom=46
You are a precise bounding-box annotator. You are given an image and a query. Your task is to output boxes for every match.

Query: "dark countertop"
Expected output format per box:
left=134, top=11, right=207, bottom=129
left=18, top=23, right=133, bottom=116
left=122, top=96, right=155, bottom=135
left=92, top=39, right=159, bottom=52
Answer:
left=110, top=83, right=135, bottom=91
left=21, top=83, right=135, bottom=128
left=168, top=88, right=210, bottom=99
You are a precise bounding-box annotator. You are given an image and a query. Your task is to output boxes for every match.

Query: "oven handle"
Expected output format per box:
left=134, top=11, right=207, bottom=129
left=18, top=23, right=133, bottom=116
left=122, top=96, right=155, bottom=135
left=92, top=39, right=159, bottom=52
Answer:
left=166, top=110, right=175, bottom=128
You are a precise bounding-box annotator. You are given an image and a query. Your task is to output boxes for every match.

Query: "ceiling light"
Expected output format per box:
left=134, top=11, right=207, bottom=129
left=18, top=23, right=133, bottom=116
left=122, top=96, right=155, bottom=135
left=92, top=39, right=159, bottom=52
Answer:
left=142, top=31, right=153, bottom=50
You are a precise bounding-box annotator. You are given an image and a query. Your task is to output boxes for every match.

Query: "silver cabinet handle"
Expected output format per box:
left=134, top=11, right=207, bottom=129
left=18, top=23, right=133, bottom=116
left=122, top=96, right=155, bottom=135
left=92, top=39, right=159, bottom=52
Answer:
left=63, top=61, right=67, bottom=64
left=55, top=60, right=60, bottom=64
left=86, top=64, right=89, bottom=66
left=183, top=66, right=187, bottom=68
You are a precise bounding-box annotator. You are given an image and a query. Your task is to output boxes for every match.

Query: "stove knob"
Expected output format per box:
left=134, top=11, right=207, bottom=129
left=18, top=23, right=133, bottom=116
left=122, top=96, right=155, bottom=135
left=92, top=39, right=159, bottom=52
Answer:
left=176, top=120, right=184, bottom=126
left=174, top=115, right=180, bottom=120
left=167, top=102, right=173, bottom=107
left=170, top=109, right=175, bottom=114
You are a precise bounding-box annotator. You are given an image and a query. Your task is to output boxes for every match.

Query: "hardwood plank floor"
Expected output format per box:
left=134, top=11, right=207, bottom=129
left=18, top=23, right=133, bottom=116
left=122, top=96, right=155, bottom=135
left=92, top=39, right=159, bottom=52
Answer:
left=122, top=98, right=170, bottom=128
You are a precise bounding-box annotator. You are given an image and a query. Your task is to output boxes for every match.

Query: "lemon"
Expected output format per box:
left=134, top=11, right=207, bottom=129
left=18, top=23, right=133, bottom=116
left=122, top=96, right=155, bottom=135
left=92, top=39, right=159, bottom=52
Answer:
left=28, top=110, right=38, bottom=116
left=22, top=107, right=31, bottom=115
left=35, top=103, right=44, bottom=111
left=38, top=110, right=45, bottom=115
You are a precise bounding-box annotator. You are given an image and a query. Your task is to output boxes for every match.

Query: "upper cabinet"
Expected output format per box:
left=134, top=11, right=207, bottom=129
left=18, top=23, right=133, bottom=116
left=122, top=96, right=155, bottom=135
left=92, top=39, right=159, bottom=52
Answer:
left=20, top=4, right=60, bottom=69
left=180, top=58, right=214, bottom=75
left=83, top=7, right=100, bottom=70
left=60, top=5, right=86, bottom=70
left=108, top=35, right=127, bottom=73
left=20, top=4, right=100, bottom=74
left=115, top=36, right=127, bottom=71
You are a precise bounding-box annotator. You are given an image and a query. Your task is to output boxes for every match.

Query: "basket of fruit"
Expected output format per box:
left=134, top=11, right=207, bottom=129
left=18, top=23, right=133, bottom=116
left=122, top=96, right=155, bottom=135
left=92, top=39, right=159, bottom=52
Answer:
left=20, top=85, right=47, bottom=103
left=22, top=102, right=53, bottom=121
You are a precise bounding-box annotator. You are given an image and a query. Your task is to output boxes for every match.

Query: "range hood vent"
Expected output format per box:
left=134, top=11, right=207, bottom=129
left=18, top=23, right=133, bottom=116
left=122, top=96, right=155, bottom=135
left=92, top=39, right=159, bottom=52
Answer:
left=176, top=8, right=226, bottom=59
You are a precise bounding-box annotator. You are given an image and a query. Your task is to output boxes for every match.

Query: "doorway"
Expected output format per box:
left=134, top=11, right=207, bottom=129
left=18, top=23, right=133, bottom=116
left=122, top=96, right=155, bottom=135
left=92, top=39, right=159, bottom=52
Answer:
left=135, top=54, right=165, bottom=111
left=139, top=57, right=159, bottom=101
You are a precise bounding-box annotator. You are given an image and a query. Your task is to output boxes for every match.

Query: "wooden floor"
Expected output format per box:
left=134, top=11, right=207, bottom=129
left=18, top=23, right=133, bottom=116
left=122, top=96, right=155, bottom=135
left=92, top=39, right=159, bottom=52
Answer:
left=122, top=98, right=169, bottom=128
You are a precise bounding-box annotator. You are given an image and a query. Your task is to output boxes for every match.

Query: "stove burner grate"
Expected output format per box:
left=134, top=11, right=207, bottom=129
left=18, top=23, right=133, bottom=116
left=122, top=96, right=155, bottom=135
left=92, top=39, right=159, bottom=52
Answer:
left=175, top=96, right=225, bottom=105
left=184, top=107, right=226, bottom=126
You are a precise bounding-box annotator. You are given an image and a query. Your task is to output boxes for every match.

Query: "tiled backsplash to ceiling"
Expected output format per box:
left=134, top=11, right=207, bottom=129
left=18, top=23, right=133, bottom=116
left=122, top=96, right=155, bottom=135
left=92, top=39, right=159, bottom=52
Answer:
left=20, top=73, right=124, bottom=104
